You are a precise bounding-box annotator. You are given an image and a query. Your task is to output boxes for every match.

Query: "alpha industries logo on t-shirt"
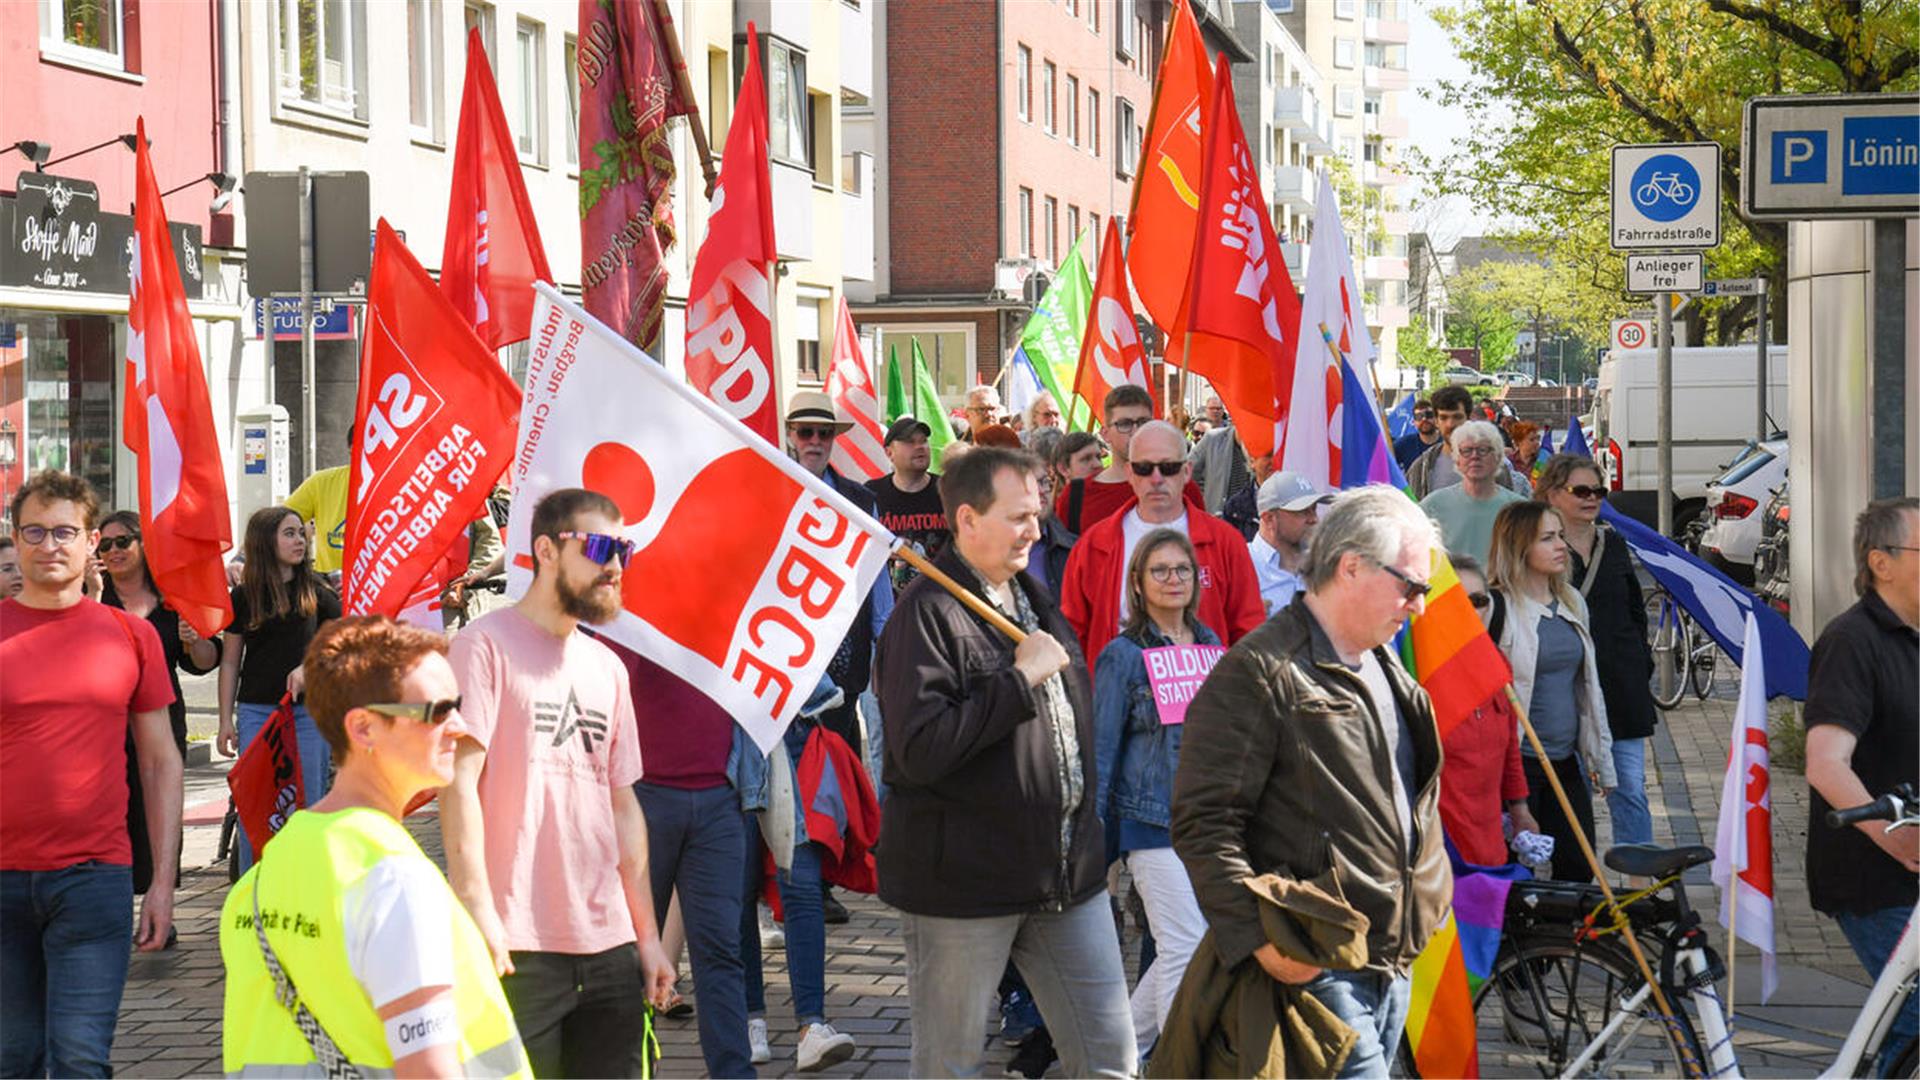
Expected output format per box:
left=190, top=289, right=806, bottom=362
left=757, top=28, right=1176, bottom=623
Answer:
left=533, top=687, right=609, bottom=755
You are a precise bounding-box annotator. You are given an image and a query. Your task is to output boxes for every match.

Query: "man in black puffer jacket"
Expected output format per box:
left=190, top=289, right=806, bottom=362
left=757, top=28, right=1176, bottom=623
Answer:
left=875, top=446, right=1134, bottom=1079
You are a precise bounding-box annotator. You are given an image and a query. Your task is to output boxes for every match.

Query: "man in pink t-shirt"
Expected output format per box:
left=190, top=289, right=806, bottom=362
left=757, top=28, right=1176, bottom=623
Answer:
left=442, top=488, right=672, bottom=1079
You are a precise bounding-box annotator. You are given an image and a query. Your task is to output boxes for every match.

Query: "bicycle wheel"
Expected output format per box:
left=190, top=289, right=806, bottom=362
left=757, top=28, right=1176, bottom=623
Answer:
left=1474, top=934, right=1703, bottom=1078
left=1689, top=635, right=1717, bottom=701
left=1645, top=591, right=1690, bottom=710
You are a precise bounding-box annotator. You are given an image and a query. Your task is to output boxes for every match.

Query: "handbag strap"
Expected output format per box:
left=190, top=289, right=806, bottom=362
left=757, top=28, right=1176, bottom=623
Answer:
left=1576, top=526, right=1607, bottom=598
left=251, top=868, right=362, bottom=1079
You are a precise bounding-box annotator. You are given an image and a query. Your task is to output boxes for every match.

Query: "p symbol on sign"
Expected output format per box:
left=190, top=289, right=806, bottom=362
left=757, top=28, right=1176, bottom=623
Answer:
left=1770, top=130, right=1826, bottom=185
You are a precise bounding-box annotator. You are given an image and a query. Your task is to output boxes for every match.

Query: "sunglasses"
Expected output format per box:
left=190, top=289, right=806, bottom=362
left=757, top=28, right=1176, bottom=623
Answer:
left=789, top=425, right=839, bottom=442
left=1374, top=561, right=1432, bottom=602
left=365, top=697, right=462, bottom=725
left=557, top=530, right=637, bottom=568
left=1414, top=410, right=1435, bottom=420
left=1468, top=591, right=1492, bottom=610
left=1130, top=460, right=1184, bottom=478
left=1564, top=484, right=1607, bottom=500
left=100, top=534, right=140, bottom=551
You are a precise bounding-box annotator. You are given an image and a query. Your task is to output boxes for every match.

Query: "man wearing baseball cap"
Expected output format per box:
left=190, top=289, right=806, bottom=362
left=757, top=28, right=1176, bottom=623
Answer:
left=1248, top=471, right=1332, bottom=616
left=866, top=417, right=949, bottom=591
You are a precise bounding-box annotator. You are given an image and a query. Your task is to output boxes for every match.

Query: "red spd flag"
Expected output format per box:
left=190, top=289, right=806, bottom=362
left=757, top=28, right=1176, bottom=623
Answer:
left=442, top=27, right=552, bottom=350
left=227, top=695, right=305, bottom=861
left=826, top=297, right=885, bottom=481
left=1071, top=218, right=1158, bottom=426
left=123, top=117, right=233, bottom=638
left=507, top=285, right=893, bottom=752
left=1125, top=0, right=1212, bottom=360
left=685, top=23, right=778, bottom=443
left=343, top=221, right=519, bottom=617
left=1182, top=56, right=1301, bottom=460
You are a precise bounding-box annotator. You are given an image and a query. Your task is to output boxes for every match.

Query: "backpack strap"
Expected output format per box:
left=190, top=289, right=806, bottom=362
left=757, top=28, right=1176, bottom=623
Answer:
left=1577, top=526, right=1608, bottom=598
left=1489, top=588, right=1508, bottom=645
left=1066, top=478, right=1086, bottom=534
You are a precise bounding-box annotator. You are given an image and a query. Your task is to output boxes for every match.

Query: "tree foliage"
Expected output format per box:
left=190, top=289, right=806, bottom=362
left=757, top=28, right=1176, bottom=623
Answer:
left=1419, top=0, right=1918, bottom=345
left=1400, top=312, right=1452, bottom=375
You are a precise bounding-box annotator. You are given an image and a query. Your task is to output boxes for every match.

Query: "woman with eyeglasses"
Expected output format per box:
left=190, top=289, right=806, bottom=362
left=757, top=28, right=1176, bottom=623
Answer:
left=97, top=511, right=221, bottom=923
left=221, top=615, right=529, bottom=1079
left=1439, top=553, right=1538, bottom=866
left=1487, top=501, right=1617, bottom=883
left=219, top=505, right=341, bottom=873
left=1537, top=453, right=1662, bottom=850
left=1091, top=528, right=1220, bottom=1056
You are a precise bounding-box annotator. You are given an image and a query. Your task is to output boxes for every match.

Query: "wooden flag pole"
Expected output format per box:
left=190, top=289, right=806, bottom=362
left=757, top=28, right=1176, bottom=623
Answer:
left=893, top=543, right=1027, bottom=644
left=1319, top=322, right=1399, bottom=471
left=649, top=0, right=719, bottom=198
left=1504, top=685, right=1705, bottom=1079
left=1727, top=883, right=1739, bottom=1024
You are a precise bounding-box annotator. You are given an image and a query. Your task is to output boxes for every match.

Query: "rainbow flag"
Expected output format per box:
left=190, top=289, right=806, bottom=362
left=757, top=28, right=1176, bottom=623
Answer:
left=1530, top=425, right=1556, bottom=485
left=1409, top=549, right=1513, bottom=738
left=1407, top=860, right=1526, bottom=1078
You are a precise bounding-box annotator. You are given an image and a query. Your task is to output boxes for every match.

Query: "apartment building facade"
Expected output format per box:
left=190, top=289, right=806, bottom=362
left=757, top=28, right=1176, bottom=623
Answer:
left=1228, top=1, right=1333, bottom=287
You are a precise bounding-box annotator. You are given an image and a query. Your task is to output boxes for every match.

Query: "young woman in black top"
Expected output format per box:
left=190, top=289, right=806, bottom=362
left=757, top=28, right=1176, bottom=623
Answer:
left=216, top=505, right=340, bottom=872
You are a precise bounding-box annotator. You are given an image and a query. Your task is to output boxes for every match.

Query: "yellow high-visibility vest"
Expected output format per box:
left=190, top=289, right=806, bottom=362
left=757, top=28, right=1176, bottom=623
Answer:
left=219, top=807, right=529, bottom=1078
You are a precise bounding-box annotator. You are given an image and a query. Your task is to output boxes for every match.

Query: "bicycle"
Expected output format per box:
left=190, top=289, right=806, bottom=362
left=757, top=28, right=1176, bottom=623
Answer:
left=1473, top=784, right=1920, bottom=1078
left=1635, top=172, right=1696, bottom=208
left=1644, top=588, right=1720, bottom=709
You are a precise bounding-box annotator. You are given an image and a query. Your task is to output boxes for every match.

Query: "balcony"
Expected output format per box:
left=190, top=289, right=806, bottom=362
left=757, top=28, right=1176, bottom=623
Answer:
left=1364, top=16, right=1410, bottom=43
left=1379, top=209, right=1411, bottom=234
left=1364, top=255, right=1409, bottom=281
left=1273, top=86, right=1335, bottom=155
left=1363, top=111, right=1409, bottom=140
left=1363, top=160, right=1410, bottom=187
left=1368, top=301, right=1410, bottom=329
left=1363, top=64, right=1409, bottom=92
left=1272, top=164, right=1314, bottom=213
left=1280, top=240, right=1309, bottom=281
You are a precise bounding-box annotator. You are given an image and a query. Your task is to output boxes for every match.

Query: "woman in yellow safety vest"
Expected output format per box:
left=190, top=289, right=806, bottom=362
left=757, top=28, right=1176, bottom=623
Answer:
left=220, top=616, right=529, bottom=1079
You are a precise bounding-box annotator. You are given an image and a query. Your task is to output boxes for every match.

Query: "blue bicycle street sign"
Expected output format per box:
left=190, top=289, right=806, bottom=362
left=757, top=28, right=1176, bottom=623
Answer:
left=1630, top=154, right=1701, bottom=221
left=1611, top=142, right=1722, bottom=251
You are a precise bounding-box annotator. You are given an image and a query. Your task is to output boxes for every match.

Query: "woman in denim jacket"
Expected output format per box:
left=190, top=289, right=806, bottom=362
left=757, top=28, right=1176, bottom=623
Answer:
left=1091, top=528, right=1221, bottom=1057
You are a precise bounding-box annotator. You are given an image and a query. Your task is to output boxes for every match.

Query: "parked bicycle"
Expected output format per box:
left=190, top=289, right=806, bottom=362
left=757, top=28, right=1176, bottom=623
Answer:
left=1643, top=587, right=1721, bottom=709
left=1473, top=784, right=1920, bottom=1078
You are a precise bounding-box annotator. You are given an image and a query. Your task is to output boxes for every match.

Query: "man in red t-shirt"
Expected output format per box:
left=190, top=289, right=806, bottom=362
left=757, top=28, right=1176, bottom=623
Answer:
left=1054, top=384, right=1203, bottom=533
left=1, top=471, right=182, bottom=1077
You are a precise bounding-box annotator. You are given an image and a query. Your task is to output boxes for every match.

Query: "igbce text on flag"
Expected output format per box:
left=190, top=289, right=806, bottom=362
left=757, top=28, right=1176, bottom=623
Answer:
left=508, top=285, right=894, bottom=751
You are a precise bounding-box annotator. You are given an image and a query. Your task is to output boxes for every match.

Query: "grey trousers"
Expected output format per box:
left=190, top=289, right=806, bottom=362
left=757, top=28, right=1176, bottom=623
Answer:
left=901, top=894, right=1136, bottom=1078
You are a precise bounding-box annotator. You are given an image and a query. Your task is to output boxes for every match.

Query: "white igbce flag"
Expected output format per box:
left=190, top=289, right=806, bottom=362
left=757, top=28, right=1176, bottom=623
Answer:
left=507, top=284, right=895, bottom=751
left=1712, top=610, right=1778, bottom=1003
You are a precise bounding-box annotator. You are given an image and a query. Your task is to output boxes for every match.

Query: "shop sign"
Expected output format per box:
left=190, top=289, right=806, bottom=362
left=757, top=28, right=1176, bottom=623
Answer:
left=1, top=171, right=204, bottom=299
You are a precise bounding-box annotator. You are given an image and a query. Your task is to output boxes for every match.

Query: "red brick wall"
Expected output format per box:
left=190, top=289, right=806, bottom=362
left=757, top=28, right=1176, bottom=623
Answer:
left=886, top=1, right=1001, bottom=295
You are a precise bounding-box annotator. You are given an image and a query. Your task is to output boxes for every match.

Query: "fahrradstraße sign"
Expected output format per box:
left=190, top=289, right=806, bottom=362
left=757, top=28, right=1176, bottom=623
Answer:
left=1610, top=143, right=1722, bottom=251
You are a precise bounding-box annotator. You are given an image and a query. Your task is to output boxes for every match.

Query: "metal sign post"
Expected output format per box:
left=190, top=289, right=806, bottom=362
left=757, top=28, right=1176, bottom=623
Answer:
left=298, top=166, right=316, bottom=476
left=1657, top=292, right=1674, bottom=537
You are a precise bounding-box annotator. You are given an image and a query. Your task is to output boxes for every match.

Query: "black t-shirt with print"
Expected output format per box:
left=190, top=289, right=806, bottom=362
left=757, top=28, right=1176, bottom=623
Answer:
left=865, top=474, right=951, bottom=590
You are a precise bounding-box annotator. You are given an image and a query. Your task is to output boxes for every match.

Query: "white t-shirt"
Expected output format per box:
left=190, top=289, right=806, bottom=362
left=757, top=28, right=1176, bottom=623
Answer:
left=343, top=856, right=457, bottom=1009
left=1118, top=509, right=1190, bottom=622
left=1354, top=650, right=1415, bottom=854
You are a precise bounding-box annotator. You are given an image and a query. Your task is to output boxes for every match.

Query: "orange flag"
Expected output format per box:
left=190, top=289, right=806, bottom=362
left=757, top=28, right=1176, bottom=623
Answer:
left=1125, top=0, right=1212, bottom=348
left=1070, top=218, right=1157, bottom=425
left=1181, top=55, right=1301, bottom=460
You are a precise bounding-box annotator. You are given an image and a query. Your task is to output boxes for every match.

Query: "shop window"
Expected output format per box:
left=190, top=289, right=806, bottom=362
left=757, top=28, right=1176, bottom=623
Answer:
left=0, top=313, right=118, bottom=521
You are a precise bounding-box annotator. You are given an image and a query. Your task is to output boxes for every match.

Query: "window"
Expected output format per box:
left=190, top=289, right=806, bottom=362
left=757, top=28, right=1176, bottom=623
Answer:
left=1043, top=196, right=1058, bottom=263
left=40, top=0, right=125, bottom=68
left=707, top=49, right=731, bottom=149
left=1335, top=86, right=1357, bottom=116
left=767, top=38, right=810, bottom=166
left=810, top=90, right=832, bottom=185
left=1116, top=0, right=1136, bottom=59
left=514, top=18, right=547, bottom=163
left=1089, top=212, right=1100, bottom=242
left=1041, top=60, right=1056, bottom=135
left=1065, top=75, right=1079, bottom=145
left=276, top=0, right=369, bottom=118
left=1116, top=98, right=1138, bottom=178
left=1089, top=0, right=1099, bottom=31
left=1016, top=44, right=1031, bottom=123
left=1065, top=0, right=1077, bottom=15
left=1018, top=188, right=1033, bottom=256
left=1335, top=0, right=1357, bottom=17
left=407, top=0, right=443, bottom=139
left=1067, top=205, right=1080, bottom=244
left=1363, top=94, right=1382, bottom=118
left=464, top=1, right=494, bottom=64
left=1363, top=140, right=1380, bottom=163
left=1088, top=89, right=1100, bottom=154
left=1343, top=136, right=1360, bottom=165
left=795, top=298, right=825, bottom=383
left=564, top=35, right=579, bottom=165
left=1334, top=38, right=1356, bottom=68
left=877, top=328, right=974, bottom=405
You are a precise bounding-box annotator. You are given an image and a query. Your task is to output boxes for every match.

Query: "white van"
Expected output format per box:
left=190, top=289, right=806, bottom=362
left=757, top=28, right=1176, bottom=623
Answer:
left=1591, top=345, right=1789, bottom=531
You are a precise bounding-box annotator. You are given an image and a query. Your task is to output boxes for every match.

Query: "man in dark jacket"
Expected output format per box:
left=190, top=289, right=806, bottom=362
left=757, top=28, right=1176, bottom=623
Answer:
left=876, top=446, right=1134, bottom=1078
left=1172, top=486, right=1451, bottom=1079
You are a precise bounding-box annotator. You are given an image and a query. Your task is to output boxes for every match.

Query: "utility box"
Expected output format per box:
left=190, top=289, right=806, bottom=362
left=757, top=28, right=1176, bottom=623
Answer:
left=236, top=405, right=291, bottom=522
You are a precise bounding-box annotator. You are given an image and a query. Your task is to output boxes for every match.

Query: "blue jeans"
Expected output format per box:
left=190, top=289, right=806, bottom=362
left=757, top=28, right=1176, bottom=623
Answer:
left=0, top=862, right=134, bottom=1078
left=741, top=821, right=828, bottom=1025
left=1834, top=906, right=1920, bottom=1073
left=1301, top=969, right=1412, bottom=1079
left=1606, top=737, right=1654, bottom=846
left=635, top=781, right=754, bottom=1078
left=234, top=701, right=331, bottom=874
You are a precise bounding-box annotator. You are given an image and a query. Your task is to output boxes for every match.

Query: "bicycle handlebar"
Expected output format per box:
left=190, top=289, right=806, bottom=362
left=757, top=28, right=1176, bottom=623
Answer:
left=1827, top=783, right=1917, bottom=828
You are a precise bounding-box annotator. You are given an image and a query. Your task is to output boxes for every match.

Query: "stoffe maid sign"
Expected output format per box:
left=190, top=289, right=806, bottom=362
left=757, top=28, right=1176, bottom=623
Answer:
left=1611, top=142, right=1722, bottom=251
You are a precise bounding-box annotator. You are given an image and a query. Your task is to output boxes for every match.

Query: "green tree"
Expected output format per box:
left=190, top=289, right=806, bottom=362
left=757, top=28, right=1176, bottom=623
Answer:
left=1444, top=264, right=1523, bottom=368
left=1401, top=312, right=1451, bottom=377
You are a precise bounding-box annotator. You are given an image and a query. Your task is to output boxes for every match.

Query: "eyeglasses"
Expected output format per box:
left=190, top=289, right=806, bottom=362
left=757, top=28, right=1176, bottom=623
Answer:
left=1107, top=417, right=1148, bottom=434
left=17, top=524, right=83, bottom=548
left=557, top=531, right=637, bottom=568
left=365, top=697, right=462, bottom=725
left=1467, top=591, right=1492, bottom=610
left=1883, top=545, right=1920, bottom=555
left=1414, top=410, right=1435, bottom=420
left=1130, top=460, right=1184, bottom=478
left=1373, top=560, right=1432, bottom=602
left=1455, top=445, right=1498, bottom=458
left=1148, top=564, right=1195, bottom=583
left=789, top=425, right=838, bottom=442
left=1564, top=484, right=1607, bottom=500
left=100, top=534, right=139, bottom=551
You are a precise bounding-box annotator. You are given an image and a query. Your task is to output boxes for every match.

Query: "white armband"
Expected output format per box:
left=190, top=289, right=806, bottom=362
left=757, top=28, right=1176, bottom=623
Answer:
left=385, top=997, right=459, bottom=1055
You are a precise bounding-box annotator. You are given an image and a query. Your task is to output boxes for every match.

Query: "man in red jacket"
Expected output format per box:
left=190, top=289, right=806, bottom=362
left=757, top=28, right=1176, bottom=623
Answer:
left=1059, top=421, right=1265, bottom=668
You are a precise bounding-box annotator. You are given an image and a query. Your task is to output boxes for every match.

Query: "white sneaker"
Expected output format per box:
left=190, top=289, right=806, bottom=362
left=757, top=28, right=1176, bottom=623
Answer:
left=748, top=1017, right=772, bottom=1065
left=760, top=916, right=785, bottom=950
left=795, top=1021, right=855, bottom=1073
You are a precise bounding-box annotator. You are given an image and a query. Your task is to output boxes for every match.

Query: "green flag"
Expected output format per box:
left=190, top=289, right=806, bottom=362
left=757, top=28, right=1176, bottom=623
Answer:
left=885, top=344, right=907, bottom=423
left=910, top=339, right=957, bottom=473
left=1018, top=232, right=1095, bottom=430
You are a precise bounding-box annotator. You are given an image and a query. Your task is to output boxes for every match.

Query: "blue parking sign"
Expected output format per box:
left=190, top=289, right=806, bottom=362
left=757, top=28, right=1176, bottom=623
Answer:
left=1841, top=115, right=1920, bottom=196
left=1770, top=130, right=1826, bottom=184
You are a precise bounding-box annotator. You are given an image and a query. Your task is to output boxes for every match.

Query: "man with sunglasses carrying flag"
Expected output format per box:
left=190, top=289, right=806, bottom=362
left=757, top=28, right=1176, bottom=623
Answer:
left=439, top=487, right=676, bottom=1079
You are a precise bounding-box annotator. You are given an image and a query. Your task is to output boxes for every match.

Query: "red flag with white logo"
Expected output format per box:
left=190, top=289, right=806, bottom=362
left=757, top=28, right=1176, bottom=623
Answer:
left=1181, top=57, right=1300, bottom=460
left=1070, top=218, right=1158, bottom=426
left=826, top=297, right=885, bottom=481
left=1712, top=610, right=1778, bottom=1002
left=685, top=23, right=778, bottom=444
left=441, top=26, right=552, bottom=351
left=123, top=117, right=233, bottom=638
left=343, top=221, right=519, bottom=617
left=507, top=285, right=893, bottom=752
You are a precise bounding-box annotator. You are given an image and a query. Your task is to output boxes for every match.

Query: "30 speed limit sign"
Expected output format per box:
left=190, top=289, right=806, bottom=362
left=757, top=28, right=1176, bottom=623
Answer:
left=1612, top=317, right=1652, bottom=350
